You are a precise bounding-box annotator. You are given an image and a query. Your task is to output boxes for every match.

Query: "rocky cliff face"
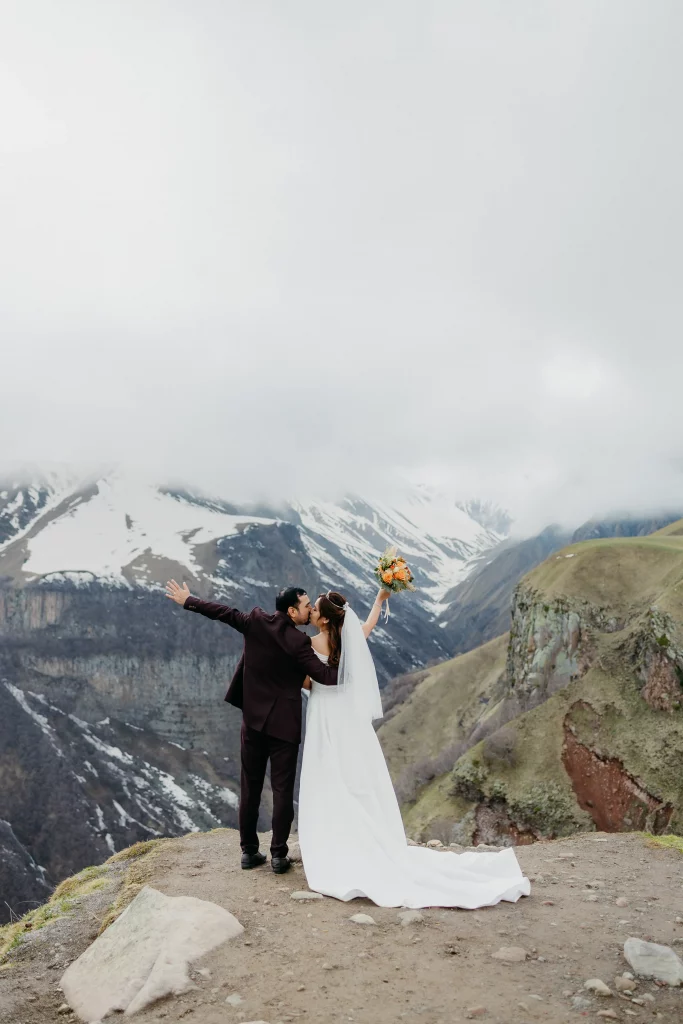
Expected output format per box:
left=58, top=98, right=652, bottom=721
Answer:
left=381, top=524, right=683, bottom=847
left=0, top=585, right=248, bottom=922
left=0, top=472, right=508, bottom=921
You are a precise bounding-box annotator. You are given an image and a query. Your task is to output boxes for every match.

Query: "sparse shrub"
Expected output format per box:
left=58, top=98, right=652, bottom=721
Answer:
left=481, top=724, right=518, bottom=769
left=393, top=742, right=465, bottom=804
left=656, top=635, right=671, bottom=648
left=507, top=782, right=577, bottom=837
left=380, top=669, right=430, bottom=718
left=489, top=779, right=508, bottom=801
left=450, top=758, right=488, bottom=802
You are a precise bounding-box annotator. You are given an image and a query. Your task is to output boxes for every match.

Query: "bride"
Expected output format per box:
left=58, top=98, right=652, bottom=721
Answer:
left=298, top=589, right=530, bottom=909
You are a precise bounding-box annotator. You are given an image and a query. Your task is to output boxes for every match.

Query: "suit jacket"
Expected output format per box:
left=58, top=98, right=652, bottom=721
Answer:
left=183, top=596, right=338, bottom=744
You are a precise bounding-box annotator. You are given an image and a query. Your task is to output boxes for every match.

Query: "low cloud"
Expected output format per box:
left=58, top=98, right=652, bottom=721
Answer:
left=1, top=1, right=682, bottom=533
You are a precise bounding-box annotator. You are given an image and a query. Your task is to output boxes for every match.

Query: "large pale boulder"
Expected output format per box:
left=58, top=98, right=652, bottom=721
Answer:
left=623, top=937, right=683, bottom=986
left=60, top=886, right=243, bottom=1020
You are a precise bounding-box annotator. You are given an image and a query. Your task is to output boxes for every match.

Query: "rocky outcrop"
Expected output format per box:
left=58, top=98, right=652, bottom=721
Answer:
left=507, top=593, right=581, bottom=704
left=563, top=701, right=674, bottom=832
left=631, top=609, right=683, bottom=713
left=0, top=678, right=240, bottom=923
left=437, top=526, right=572, bottom=656
left=0, top=820, right=51, bottom=917
left=389, top=525, right=683, bottom=847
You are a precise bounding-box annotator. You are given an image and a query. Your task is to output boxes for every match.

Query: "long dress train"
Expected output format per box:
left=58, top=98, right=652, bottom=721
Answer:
left=298, top=652, right=530, bottom=909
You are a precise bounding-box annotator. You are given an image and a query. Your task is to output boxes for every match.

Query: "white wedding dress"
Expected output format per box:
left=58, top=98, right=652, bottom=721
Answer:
left=298, top=607, right=530, bottom=909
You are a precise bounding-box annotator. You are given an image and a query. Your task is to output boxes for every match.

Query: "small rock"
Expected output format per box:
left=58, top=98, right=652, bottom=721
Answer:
left=614, top=976, right=636, bottom=993
left=426, top=839, right=443, bottom=848
left=630, top=998, right=645, bottom=1005
left=321, top=963, right=334, bottom=970
left=596, top=1011, right=619, bottom=1020
left=464, top=1007, right=487, bottom=1019
left=449, top=843, right=465, bottom=852
left=349, top=913, right=376, bottom=925
left=474, top=843, right=500, bottom=852
left=542, top=900, right=555, bottom=906
left=584, top=979, right=612, bottom=997
left=562, top=989, right=573, bottom=998
left=397, top=910, right=424, bottom=926
left=616, top=898, right=630, bottom=908
left=491, top=946, right=527, bottom=963
left=57, top=1006, right=70, bottom=1016
left=407, top=838, right=420, bottom=846
left=641, top=993, right=655, bottom=1002
left=226, top=994, right=244, bottom=1007
left=584, top=894, right=600, bottom=902
left=296, top=985, right=305, bottom=992
left=288, top=841, right=301, bottom=863
left=290, top=891, right=323, bottom=901
left=197, top=968, right=211, bottom=979
left=572, top=996, right=593, bottom=1011
left=623, top=938, right=683, bottom=986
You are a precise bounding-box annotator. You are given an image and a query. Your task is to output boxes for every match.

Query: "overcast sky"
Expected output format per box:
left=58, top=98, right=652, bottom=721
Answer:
left=1, top=1, right=682, bottom=533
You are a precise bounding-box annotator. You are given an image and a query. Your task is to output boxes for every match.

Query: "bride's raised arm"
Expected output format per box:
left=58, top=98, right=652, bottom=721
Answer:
left=362, top=588, right=391, bottom=638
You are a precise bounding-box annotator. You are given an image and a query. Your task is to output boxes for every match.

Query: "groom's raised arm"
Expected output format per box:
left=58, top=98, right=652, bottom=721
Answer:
left=182, top=595, right=251, bottom=635
left=284, top=629, right=339, bottom=687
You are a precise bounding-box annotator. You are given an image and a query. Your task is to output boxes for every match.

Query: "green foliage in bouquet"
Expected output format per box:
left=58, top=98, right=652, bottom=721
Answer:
left=374, top=546, right=417, bottom=593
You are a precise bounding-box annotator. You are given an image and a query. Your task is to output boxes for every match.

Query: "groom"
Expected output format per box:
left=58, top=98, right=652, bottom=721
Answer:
left=165, top=580, right=339, bottom=873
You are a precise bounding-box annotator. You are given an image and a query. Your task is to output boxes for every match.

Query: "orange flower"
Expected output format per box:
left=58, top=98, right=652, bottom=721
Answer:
left=394, top=568, right=407, bottom=582
left=382, top=570, right=394, bottom=584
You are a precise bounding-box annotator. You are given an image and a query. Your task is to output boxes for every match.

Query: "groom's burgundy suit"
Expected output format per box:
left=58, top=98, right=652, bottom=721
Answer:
left=183, top=596, right=338, bottom=858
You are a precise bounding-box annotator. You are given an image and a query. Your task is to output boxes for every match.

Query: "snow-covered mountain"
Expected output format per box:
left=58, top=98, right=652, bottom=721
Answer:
left=0, top=468, right=505, bottom=613
left=0, top=465, right=507, bottom=918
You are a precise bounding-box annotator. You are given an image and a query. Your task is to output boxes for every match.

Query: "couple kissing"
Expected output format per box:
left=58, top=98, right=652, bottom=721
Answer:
left=166, top=579, right=530, bottom=909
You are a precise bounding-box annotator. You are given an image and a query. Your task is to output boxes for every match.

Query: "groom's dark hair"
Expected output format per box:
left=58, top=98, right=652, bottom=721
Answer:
left=275, top=586, right=307, bottom=614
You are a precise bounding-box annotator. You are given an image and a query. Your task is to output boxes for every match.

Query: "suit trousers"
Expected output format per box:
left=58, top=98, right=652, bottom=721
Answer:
left=239, top=721, right=300, bottom=859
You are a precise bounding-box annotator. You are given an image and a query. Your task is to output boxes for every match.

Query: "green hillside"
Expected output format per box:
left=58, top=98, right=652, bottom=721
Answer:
left=379, top=522, right=683, bottom=844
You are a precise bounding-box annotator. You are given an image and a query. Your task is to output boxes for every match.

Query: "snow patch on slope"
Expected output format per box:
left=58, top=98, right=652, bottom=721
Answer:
left=22, top=471, right=275, bottom=585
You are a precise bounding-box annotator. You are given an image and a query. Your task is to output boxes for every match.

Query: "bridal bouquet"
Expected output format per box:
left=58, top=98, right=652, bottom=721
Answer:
left=374, top=546, right=416, bottom=593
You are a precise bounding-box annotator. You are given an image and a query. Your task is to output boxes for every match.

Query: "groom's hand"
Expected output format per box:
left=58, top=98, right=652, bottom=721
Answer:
left=166, top=579, right=191, bottom=606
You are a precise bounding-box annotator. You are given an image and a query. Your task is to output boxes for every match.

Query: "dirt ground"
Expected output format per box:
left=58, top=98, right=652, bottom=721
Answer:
left=1, top=829, right=682, bottom=1024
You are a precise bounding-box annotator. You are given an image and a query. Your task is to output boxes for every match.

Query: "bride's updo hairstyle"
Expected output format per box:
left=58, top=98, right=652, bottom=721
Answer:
left=317, top=591, right=347, bottom=667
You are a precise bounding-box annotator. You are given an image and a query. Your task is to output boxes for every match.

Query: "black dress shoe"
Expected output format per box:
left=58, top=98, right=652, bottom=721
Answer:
left=241, top=851, right=267, bottom=870
left=271, top=856, right=292, bottom=874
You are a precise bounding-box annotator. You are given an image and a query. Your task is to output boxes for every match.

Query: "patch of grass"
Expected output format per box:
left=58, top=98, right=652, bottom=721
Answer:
left=1, top=840, right=174, bottom=963
left=640, top=832, right=683, bottom=854
left=378, top=633, right=508, bottom=781
left=99, top=839, right=170, bottom=933
left=183, top=827, right=230, bottom=839
left=0, top=865, right=113, bottom=963
left=52, top=863, right=109, bottom=900
left=106, top=838, right=169, bottom=863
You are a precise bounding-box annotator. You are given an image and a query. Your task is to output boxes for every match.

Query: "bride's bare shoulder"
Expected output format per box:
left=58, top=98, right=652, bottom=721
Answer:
left=311, top=632, right=330, bottom=654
